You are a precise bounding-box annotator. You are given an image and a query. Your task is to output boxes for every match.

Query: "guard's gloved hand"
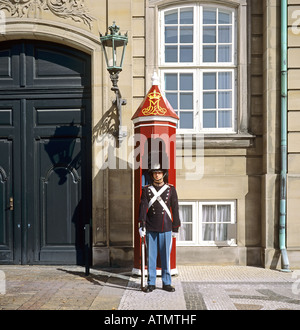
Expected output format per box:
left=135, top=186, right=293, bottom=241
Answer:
left=172, top=232, right=179, bottom=239
left=139, top=227, right=146, bottom=238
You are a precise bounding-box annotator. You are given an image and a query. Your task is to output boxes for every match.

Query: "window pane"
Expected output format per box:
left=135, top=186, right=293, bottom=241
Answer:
left=218, top=91, right=232, bottom=108
left=216, top=224, right=228, bottom=240
left=179, top=224, right=193, bottom=241
left=219, top=26, right=232, bottom=43
left=203, top=9, right=216, bottom=24
left=218, top=45, right=231, bottom=62
left=217, top=205, right=231, bottom=222
left=202, top=205, right=216, bottom=222
left=203, top=27, right=216, bottom=43
left=180, top=93, right=193, bottom=109
left=180, top=204, right=193, bottom=221
left=203, top=72, right=216, bottom=90
left=179, top=204, right=193, bottom=241
left=165, top=46, right=178, bottom=62
left=219, top=11, right=231, bottom=24
left=165, top=10, right=178, bottom=24
left=180, top=73, right=193, bottom=90
left=180, top=27, right=193, bottom=43
left=203, top=111, right=216, bottom=128
left=166, top=93, right=178, bottom=109
left=202, top=224, right=215, bottom=241
left=203, top=45, right=216, bottom=62
left=203, top=92, right=216, bottom=109
left=218, top=110, right=232, bottom=128
left=180, top=45, right=193, bottom=62
left=218, top=72, right=232, bottom=89
left=180, top=112, right=193, bottom=129
left=165, top=27, right=178, bottom=43
left=180, top=8, right=193, bottom=24
left=165, top=73, right=178, bottom=90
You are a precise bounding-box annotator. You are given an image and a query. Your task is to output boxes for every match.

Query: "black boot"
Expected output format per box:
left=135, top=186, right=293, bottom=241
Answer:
left=162, top=285, right=175, bottom=292
left=142, top=285, right=156, bottom=293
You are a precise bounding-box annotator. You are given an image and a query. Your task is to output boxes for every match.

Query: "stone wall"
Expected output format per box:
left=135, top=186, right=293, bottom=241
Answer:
left=287, top=0, right=300, bottom=267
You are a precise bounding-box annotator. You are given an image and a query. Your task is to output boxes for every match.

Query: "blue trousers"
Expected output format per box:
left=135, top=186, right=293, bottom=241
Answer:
left=146, top=231, right=172, bottom=286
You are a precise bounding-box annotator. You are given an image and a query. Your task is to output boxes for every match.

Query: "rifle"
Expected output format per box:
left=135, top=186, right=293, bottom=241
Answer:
left=141, top=220, right=146, bottom=290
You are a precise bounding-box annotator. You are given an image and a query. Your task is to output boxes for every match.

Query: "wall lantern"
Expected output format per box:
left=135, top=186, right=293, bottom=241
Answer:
left=100, top=22, right=128, bottom=142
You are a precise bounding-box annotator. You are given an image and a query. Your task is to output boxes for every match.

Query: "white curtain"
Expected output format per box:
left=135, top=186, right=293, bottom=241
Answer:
left=202, top=204, right=231, bottom=241
left=202, top=205, right=215, bottom=241
left=179, top=205, right=193, bottom=241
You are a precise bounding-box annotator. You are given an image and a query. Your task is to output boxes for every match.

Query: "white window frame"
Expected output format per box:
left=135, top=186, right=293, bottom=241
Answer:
left=199, top=5, right=236, bottom=66
left=159, top=3, right=238, bottom=134
left=177, top=200, right=237, bottom=247
left=161, top=68, right=237, bottom=134
left=160, top=4, right=198, bottom=67
left=200, top=68, right=237, bottom=133
left=162, top=68, right=198, bottom=133
left=177, top=201, right=198, bottom=245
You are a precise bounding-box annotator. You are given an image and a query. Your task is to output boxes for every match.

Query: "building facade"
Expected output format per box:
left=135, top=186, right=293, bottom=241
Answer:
left=0, top=0, right=299, bottom=269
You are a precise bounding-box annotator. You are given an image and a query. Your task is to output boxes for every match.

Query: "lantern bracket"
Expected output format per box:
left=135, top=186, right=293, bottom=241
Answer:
left=100, top=22, right=128, bottom=143
left=111, top=79, right=127, bottom=143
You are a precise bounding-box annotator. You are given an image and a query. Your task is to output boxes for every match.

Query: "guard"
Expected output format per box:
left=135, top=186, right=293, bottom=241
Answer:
left=138, top=160, right=181, bottom=293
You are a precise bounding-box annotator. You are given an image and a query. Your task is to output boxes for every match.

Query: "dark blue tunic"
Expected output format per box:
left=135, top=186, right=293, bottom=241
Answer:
left=138, top=183, right=181, bottom=233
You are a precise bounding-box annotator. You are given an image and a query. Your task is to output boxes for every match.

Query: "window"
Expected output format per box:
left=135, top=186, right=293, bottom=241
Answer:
left=202, top=69, right=235, bottom=130
left=164, top=71, right=194, bottom=129
left=178, top=201, right=236, bottom=246
left=202, top=7, right=234, bottom=64
left=164, top=7, right=194, bottom=63
left=160, top=4, right=237, bottom=133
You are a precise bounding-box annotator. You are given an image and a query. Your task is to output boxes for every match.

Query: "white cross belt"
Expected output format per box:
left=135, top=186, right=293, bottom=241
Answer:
left=148, top=185, right=172, bottom=220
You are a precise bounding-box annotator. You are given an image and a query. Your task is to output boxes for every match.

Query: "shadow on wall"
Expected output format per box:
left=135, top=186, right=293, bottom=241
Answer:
left=92, top=101, right=134, bottom=267
left=92, top=102, right=119, bottom=145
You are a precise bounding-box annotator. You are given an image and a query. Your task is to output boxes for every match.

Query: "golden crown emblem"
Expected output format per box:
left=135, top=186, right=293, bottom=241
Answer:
left=142, top=89, right=167, bottom=116
left=148, top=90, right=161, bottom=100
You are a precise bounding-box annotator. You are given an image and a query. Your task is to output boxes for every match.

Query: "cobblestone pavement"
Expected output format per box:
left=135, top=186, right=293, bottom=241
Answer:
left=0, top=265, right=300, bottom=310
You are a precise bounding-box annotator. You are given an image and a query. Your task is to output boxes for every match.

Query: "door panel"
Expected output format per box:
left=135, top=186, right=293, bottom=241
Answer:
left=0, top=100, right=21, bottom=264
left=39, top=142, right=83, bottom=263
left=0, top=139, right=13, bottom=261
left=26, top=97, right=90, bottom=265
left=0, top=43, right=21, bottom=88
left=26, top=42, right=91, bottom=87
left=0, top=40, right=91, bottom=265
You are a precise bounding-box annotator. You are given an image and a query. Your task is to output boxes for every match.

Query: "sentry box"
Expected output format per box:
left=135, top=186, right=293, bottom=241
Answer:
left=131, top=73, right=179, bottom=276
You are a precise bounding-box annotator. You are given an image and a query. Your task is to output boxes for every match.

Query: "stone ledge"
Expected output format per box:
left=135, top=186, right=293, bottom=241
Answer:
left=176, top=133, right=256, bottom=149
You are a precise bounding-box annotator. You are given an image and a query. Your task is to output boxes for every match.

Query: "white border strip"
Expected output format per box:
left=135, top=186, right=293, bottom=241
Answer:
left=134, top=123, right=177, bottom=129
left=132, top=115, right=178, bottom=125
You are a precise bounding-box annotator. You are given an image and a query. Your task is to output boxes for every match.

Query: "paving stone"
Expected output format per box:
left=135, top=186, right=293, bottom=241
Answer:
left=0, top=265, right=300, bottom=311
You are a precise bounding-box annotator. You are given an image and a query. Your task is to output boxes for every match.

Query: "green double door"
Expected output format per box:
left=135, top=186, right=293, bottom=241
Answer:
left=0, top=40, right=92, bottom=264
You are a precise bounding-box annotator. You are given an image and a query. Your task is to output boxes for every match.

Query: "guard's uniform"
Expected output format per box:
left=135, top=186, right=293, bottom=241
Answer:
left=139, top=184, right=181, bottom=232
left=138, top=183, right=181, bottom=287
